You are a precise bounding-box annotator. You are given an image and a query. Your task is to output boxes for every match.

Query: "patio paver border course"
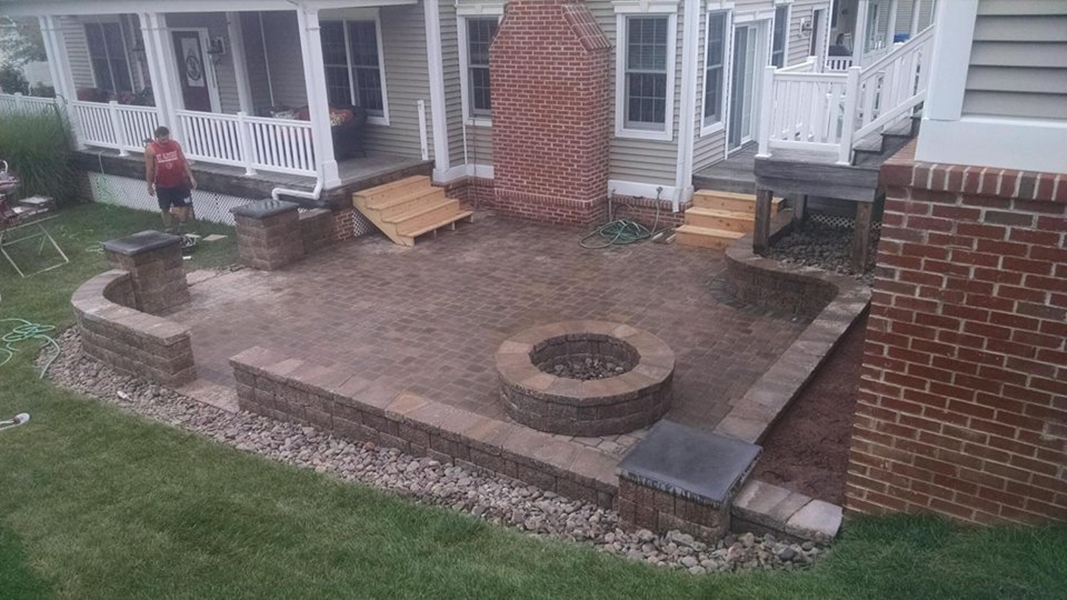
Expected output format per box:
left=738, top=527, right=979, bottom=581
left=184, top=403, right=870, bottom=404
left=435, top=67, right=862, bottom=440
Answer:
left=72, top=270, right=196, bottom=387
left=715, top=233, right=871, bottom=444
left=230, top=346, right=619, bottom=509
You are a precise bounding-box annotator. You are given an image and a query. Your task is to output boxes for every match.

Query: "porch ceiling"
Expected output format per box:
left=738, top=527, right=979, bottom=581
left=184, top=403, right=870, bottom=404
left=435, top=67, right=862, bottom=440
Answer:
left=0, top=0, right=417, bottom=17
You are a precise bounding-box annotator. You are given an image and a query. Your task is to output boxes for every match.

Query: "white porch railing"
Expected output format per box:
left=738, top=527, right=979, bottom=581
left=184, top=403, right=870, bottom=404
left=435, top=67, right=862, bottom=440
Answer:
left=824, top=57, right=854, bottom=72
left=176, top=109, right=316, bottom=177
left=0, top=92, right=60, bottom=117
left=758, top=26, right=936, bottom=165
left=69, top=101, right=161, bottom=156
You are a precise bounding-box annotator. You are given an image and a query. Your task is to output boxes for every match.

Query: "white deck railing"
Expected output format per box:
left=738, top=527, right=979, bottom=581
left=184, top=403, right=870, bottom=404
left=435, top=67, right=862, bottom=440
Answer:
left=0, top=92, right=60, bottom=117
left=70, top=101, right=162, bottom=155
left=176, top=109, right=316, bottom=176
left=824, top=57, right=854, bottom=72
left=758, top=26, right=936, bottom=165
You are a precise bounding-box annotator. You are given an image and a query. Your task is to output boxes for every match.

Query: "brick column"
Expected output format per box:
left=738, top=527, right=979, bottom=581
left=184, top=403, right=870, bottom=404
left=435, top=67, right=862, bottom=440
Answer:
left=103, top=230, right=189, bottom=314
left=847, top=141, right=1067, bottom=525
left=231, top=199, right=305, bottom=270
left=489, top=0, right=613, bottom=226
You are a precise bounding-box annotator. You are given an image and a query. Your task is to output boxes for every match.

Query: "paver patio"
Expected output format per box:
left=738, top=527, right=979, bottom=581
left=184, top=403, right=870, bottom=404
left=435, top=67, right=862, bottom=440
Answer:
left=167, top=215, right=805, bottom=456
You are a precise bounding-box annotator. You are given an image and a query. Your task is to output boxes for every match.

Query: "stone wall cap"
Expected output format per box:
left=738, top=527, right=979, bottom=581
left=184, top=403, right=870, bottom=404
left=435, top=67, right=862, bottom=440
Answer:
left=617, top=420, right=761, bottom=507
left=102, top=230, right=181, bottom=256
left=231, top=199, right=300, bottom=218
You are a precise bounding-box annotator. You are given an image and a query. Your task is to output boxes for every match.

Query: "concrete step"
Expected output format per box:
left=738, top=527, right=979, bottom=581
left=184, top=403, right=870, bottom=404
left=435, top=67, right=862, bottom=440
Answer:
left=692, top=190, right=783, bottom=213
left=674, top=224, right=745, bottom=250
left=684, top=207, right=755, bottom=233
left=353, top=175, right=430, bottom=206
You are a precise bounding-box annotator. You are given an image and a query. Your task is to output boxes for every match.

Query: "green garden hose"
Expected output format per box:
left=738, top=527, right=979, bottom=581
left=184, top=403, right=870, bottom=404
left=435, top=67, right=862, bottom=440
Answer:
left=579, top=219, right=653, bottom=249
left=0, top=318, right=60, bottom=379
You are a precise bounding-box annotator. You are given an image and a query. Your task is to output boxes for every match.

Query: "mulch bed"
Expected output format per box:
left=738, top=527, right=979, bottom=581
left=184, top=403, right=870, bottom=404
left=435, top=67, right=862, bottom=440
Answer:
left=748, top=313, right=868, bottom=505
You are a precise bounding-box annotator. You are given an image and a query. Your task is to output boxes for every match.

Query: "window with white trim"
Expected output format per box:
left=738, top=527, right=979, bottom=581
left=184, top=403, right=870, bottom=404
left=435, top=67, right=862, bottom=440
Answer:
left=466, top=18, right=498, bottom=117
left=85, top=22, right=133, bottom=94
left=319, top=20, right=385, bottom=117
left=771, top=5, right=789, bottom=68
left=624, top=16, right=670, bottom=130
left=703, top=12, right=727, bottom=127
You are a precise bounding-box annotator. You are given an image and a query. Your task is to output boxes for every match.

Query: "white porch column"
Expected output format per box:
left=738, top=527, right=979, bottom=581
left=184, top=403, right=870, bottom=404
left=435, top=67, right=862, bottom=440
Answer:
left=852, top=0, right=868, bottom=66
left=227, top=12, right=255, bottom=114
left=137, top=13, right=170, bottom=137
left=887, top=0, right=900, bottom=44
left=295, top=6, right=340, bottom=187
left=143, top=13, right=184, bottom=141
left=423, top=0, right=450, bottom=179
left=38, top=16, right=77, bottom=105
left=910, top=0, right=923, bottom=38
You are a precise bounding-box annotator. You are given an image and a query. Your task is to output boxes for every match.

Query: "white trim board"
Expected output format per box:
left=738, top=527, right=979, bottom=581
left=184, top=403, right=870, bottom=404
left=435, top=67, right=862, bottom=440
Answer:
left=609, top=179, right=684, bottom=209
left=674, top=0, right=700, bottom=211
left=424, top=0, right=450, bottom=172
left=916, top=118, right=1067, bottom=175
left=434, top=162, right=494, bottom=184
left=0, top=0, right=420, bottom=17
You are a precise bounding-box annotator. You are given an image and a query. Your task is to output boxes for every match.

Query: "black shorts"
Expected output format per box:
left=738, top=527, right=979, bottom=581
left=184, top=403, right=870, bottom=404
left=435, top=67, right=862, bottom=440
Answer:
left=156, top=186, right=191, bottom=211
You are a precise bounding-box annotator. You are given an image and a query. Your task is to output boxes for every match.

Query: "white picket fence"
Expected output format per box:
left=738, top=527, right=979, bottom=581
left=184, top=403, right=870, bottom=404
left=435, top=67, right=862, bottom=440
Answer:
left=177, top=109, right=316, bottom=176
left=0, top=92, right=59, bottom=117
left=758, top=26, right=935, bottom=165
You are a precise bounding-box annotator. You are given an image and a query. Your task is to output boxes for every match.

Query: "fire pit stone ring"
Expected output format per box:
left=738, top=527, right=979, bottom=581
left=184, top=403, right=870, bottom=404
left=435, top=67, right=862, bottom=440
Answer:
left=496, top=321, right=674, bottom=436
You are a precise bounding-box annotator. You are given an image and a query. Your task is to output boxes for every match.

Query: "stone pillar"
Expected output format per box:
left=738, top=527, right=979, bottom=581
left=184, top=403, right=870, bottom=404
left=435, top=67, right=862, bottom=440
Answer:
left=617, top=421, right=761, bottom=542
left=231, top=199, right=304, bottom=270
left=103, top=230, right=189, bottom=315
left=489, top=0, right=613, bottom=226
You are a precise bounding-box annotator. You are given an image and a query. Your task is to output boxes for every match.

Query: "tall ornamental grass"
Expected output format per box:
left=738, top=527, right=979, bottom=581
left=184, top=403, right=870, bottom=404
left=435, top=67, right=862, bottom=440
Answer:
left=0, top=108, right=79, bottom=206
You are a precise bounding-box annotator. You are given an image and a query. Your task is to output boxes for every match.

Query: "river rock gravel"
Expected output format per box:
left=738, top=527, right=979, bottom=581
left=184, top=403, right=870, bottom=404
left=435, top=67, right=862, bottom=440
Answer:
left=38, top=328, right=828, bottom=574
left=767, top=220, right=879, bottom=285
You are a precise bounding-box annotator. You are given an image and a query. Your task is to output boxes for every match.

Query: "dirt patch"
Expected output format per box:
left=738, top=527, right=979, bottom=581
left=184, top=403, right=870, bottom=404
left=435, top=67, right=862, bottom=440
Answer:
left=749, top=313, right=868, bottom=505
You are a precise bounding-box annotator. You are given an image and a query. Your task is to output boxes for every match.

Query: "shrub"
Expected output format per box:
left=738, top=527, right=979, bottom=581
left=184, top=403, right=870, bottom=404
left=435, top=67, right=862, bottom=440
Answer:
left=0, top=110, right=79, bottom=207
left=0, top=65, right=29, bottom=95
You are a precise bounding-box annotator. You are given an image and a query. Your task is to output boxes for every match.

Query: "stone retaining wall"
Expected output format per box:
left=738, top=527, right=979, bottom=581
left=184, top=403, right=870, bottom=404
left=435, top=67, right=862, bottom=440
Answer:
left=716, top=234, right=871, bottom=444
left=72, top=270, right=196, bottom=387
left=230, top=346, right=618, bottom=509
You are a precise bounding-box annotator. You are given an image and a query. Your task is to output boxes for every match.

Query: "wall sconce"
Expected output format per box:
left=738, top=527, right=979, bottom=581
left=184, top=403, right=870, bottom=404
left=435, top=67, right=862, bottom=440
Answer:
left=800, top=18, right=813, bottom=37
left=207, top=37, right=227, bottom=65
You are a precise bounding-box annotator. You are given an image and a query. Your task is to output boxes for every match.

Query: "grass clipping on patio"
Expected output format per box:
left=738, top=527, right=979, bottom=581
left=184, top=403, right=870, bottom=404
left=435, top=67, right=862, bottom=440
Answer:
left=0, top=205, right=1065, bottom=599
left=0, top=109, right=78, bottom=206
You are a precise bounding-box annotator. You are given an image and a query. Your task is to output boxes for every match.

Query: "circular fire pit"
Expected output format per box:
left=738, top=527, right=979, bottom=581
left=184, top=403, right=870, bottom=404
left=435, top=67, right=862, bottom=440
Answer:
left=496, top=321, right=674, bottom=436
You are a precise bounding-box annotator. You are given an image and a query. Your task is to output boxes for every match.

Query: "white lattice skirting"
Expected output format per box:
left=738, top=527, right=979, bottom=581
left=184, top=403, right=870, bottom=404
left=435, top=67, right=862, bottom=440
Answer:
left=89, top=173, right=253, bottom=226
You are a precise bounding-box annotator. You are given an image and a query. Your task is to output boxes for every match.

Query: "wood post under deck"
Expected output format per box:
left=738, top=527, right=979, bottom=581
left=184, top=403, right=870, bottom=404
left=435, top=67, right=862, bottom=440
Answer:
left=852, top=202, right=874, bottom=273
left=753, top=187, right=774, bottom=254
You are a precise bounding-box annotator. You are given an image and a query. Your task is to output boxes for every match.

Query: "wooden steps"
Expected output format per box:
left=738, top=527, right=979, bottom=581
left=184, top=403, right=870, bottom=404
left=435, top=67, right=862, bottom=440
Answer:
left=353, top=176, right=474, bottom=246
left=676, top=190, right=781, bottom=250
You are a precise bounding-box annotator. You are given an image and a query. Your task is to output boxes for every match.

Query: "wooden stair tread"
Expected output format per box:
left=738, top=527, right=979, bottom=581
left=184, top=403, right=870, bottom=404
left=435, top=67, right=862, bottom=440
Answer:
left=693, top=190, right=783, bottom=204
left=367, top=185, right=442, bottom=211
left=384, top=198, right=457, bottom=224
left=685, top=207, right=755, bottom=220
left=353, top=175, right=429, bottom=198
left=675, top=225, right=745, bottom=239
left=400, top=210, right=474, bottom=239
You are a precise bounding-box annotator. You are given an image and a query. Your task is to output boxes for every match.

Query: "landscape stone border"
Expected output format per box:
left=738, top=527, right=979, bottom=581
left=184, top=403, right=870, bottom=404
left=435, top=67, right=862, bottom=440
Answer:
left=71, top=270, right=195, bottom=387
left=716, top=232, right=871, bottom=444
left=731, top=479, right=843, bottom=543
left=231, top=345, right=619, bottom=509
left=496, top=321, right=674, bottom=437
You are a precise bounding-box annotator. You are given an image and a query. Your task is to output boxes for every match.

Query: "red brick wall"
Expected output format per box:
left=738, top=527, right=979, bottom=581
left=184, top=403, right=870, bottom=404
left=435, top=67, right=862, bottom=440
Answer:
left=490, top=0, right=613, bottom=226
left=847, top=141, right=1067, bottom=525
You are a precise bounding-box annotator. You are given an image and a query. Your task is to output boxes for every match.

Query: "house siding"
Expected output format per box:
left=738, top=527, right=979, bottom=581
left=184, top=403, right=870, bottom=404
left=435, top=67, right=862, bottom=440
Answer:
left=257, top=11, right=308, bottom=110
left=589, top=0, right=679, bottom=187
left=963, top=0, right=1067, bottom=120
left=239, top=12, right=273, bottom=114
left=362, top=5, right=433, bottom=159
left=787, top=1, right=833, bottom=67
left=692, top=7, right=723, bottom=173
left=165, top=13, right=241, bottom=114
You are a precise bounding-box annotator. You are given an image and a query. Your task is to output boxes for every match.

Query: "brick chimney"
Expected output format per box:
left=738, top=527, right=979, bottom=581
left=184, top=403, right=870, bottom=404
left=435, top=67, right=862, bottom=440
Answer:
left=489, top=0, right=613, bottom=226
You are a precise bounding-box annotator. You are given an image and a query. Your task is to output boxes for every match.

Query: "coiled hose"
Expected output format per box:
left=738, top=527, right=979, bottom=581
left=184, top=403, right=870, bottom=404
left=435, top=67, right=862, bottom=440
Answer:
left=0, top=318, right=60, bottom=379
left=579, top=192, right=663, bottom=250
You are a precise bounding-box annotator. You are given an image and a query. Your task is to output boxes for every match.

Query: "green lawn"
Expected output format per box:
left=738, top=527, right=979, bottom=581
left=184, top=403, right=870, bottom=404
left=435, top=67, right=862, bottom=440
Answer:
left=1, top=203, right=1065, bottom=599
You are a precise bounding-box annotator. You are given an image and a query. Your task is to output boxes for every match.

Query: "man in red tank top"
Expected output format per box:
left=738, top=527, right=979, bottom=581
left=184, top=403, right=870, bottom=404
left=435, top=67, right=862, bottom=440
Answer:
left=145, top=126, right=197, bottom=232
